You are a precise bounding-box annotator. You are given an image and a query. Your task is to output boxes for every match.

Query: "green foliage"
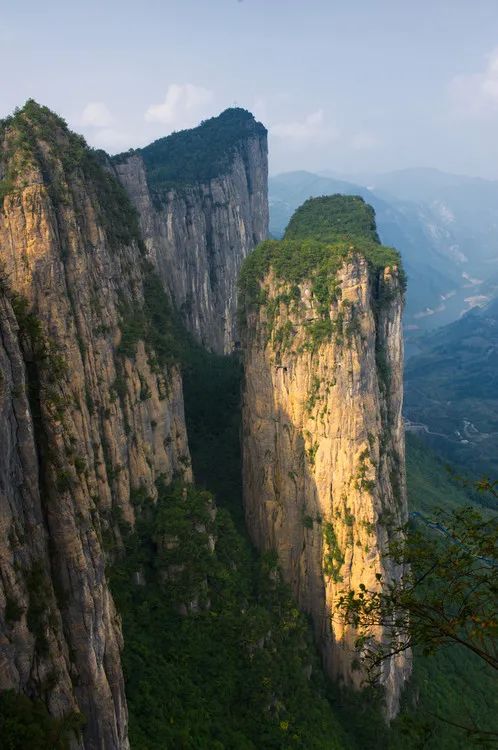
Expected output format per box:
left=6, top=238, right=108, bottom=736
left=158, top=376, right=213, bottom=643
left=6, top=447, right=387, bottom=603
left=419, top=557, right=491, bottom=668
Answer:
left=305, top=376, right=321, bottom=413
left=81, top=149, right=142, bottom=249
left=406, top=433, right=479, bottom=515
left=142, top=272, right=181, bottom=367
left=110, top=334, right=352, bottom=749
left=112, top=276, right=496, bottom=749
left=338, top=502, right=497, bottom=670
left=239, top=238, right=344, bottom=311
left=117, top=307, right=146, bottom=359
left=354, top=449, right=376, bottom=493
left=273, top=320, right=295, bottom=351
left=306, top=440, right=319, bottom=466
left=390, top=643, right=498, bottom=749
left=0, top=691, right=83, bottom=750
left=4, top=596, right=23, bottom=623
left=110, top=481, right=348, bottom=750
left=303, top=515, right=314, bottom=530
left=404, top=301, right=498, bottom=483
left=322, top=522, right=344, bottom=582
left=303, top=318, right=335, bottom=350
left=4, top=99, right=490, bottom=750
left=238, top=197, right=404, bottom=349
left=0, top=177, right=14, bottom=203
left=73, top=456, right=86, bottom=475
left=375, top=342, right=391, bottom=392
left=182, top=346, right=245, bottom=527
left=343, top=509, right=355, bottom=527
left=122, top=108, right=266, bottom=197
left=285, top=194, right=380, bottom=244
left=25, top=563, right=51, bottom=656
left=1, top=99, right=141, bottom=249
left=118, top=270, right=181, bottom=367
left=10, top=294, right=45, bottom=352
left=336, top=436, right=498, bottom=747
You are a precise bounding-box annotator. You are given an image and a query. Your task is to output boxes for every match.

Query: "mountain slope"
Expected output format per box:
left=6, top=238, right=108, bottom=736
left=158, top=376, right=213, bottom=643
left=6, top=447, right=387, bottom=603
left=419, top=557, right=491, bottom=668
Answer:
left=396, top=434, right=498, bottom=748
left=404, top=298, right=498, bottom=483
left=364, top=167, right=498, bottom=318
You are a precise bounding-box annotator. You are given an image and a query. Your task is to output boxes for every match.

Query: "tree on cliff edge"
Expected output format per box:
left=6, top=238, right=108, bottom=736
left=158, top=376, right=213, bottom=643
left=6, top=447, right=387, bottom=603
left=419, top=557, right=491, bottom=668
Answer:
left=337, top=479, right=498, bottom=744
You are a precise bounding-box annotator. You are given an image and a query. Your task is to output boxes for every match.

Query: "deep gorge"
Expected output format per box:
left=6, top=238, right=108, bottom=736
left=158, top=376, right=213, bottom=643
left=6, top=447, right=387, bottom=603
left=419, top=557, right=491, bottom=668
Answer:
left=0, top=100, right=494, bottom=750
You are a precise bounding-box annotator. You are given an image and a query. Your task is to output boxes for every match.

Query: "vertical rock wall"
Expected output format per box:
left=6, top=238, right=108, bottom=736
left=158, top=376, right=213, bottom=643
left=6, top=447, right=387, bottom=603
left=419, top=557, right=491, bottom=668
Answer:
left=241, top=251, right=410, bottom=717
left=0, top=103, right=191, bottom=749
left=114, top=114, right=268, bottom=354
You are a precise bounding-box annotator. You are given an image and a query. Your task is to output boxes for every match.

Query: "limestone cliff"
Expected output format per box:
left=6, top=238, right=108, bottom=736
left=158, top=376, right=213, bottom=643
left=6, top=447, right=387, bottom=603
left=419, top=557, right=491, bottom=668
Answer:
left=240, top=196, right=411, bottom=717
left=0, top=101, right=191, bottom=749
left=113, top=108, right=268, bottom=354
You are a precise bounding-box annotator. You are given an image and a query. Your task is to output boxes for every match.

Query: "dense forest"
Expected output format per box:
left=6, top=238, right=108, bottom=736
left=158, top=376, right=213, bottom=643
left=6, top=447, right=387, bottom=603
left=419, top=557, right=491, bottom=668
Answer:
left=114, top=107, right=267, bottom=195
left=109, top=345, right=497, bottom=749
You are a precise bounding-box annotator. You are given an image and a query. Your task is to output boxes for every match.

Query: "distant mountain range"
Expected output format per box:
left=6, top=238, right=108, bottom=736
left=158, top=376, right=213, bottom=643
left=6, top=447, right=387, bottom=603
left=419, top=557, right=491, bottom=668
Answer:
left=269, top=168, right=498, bottom=344
left=404, top=297, right=498, bottom=483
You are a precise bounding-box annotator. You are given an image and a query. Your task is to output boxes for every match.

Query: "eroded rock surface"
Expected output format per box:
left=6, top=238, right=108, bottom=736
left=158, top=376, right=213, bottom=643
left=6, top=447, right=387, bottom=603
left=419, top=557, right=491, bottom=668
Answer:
left=0, top=102, right=191, bottom=749
left=114, top=109, right=268, bottom=353
left=240, top=201, right=411, bottom=717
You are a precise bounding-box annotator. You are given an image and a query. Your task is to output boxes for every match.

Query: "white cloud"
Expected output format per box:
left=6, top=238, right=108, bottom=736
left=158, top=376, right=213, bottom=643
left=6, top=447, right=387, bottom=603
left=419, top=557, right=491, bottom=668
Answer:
left=449, top=49, right=498, bottom=117
left=78, top=103, right=131, bottom=152
left=271, top=109, right=337, bottom=144
left=81, top=101, right=113, bottom=128
left=145, top=83, right=214, bottom=130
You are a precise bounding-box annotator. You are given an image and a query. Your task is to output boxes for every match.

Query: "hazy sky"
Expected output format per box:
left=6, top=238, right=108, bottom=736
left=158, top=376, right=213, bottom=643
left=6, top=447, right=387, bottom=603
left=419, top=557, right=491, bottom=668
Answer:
left=2, top=0, right=498, bottom=178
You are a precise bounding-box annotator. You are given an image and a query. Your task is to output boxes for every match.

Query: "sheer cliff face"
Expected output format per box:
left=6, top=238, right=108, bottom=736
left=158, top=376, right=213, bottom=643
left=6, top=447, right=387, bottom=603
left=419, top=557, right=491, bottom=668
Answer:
left=0, top=104, right=191, bottom=749
left=0, top=293, right=80, bottom=722
left=114, top=112, right=268, bottom=354
left=240, top=200, right=411, bottom=717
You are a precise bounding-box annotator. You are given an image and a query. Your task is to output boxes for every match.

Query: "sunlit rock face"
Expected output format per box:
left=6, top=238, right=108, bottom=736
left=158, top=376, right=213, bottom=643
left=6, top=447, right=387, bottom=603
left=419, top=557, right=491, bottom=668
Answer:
left=240, top=198, right=411, bottom=718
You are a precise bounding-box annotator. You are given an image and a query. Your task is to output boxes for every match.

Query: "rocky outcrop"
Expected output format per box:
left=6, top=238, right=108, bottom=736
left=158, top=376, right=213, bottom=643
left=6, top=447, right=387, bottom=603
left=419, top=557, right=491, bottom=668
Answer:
left=114, top=109, right=268, bottom=354
left=0, top=101, right=191, bottom=749
left=240, top=197, right=411, bottom=717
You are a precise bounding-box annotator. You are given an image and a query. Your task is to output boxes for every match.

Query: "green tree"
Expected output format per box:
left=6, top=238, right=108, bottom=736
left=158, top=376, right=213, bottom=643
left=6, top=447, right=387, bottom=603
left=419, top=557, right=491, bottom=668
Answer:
left=337, top=480, right=498, bottom=744
left=0, top=691, right=83, bottom=750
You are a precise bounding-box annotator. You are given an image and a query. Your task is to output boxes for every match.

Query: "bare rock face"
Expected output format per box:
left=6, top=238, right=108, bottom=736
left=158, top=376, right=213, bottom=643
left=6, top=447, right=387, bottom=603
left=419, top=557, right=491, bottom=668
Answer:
left=114, top=109, right=268, bottom=354
left=240, top=199, right=411, bottom=718
left=0, top=292, right=79, bottom=721
left=0, top=102, right=191, bottom=749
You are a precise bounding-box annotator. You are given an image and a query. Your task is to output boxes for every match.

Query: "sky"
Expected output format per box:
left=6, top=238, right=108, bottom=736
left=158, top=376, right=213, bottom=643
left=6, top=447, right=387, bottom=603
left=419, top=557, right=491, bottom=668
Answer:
left=2, top=0, right=498, bottom=178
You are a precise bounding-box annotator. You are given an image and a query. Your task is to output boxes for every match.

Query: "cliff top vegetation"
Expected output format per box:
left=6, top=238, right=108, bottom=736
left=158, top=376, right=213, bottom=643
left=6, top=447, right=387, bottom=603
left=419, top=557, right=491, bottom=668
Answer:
left=239, top=195, right=404, bottom=312
left=0, top=99, right=142, bottom=248
left=114, top=107, right=266, bottom=192
left=285, top=194, right=380, bottom=243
